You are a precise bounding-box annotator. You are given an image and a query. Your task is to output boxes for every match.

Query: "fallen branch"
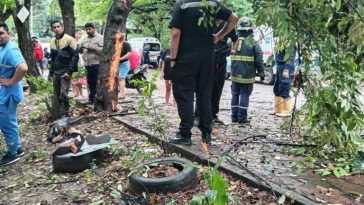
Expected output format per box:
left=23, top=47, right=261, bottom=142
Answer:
left=34, top=179, right=78, bottom=186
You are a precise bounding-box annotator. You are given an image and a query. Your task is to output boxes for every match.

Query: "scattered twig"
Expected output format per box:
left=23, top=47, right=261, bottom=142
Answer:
left=34, top=179, right=78, bottom=186
left=108, top=111, right=138, bottom=117
left=225, top=154, right=277, bottom=198
left=222, top=135, right=267, bottom=155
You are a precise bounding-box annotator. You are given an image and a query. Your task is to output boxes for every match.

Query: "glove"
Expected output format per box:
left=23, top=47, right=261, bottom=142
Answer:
left=258, top=73, right=265, bottom=81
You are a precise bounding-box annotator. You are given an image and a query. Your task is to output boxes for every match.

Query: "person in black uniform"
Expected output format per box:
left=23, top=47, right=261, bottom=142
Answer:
left=168, top=0, right=238, bottom=146
left=194, top=20, right=239, bottom=125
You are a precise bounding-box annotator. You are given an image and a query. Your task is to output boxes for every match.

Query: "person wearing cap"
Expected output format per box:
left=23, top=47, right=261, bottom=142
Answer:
left=168, top=0, right=238, bottom=146
left=79, top=22, right=104, bottom=103
left=32, top=36, right=45, bottom=77
left=230, top=17, right=265, bottom=124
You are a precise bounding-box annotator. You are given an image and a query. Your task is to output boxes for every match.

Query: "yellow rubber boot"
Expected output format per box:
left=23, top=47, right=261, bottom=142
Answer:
left=268, top=96, right=283, bottom=115
left=276, top=98, right=292, bottom=117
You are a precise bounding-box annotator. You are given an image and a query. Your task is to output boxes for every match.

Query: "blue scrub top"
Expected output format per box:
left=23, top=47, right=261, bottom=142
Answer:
left=0, top=41, right=26, bottom=105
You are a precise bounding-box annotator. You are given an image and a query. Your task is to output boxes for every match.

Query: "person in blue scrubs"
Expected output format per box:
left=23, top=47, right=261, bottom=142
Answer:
left=0, top=22, right=28, bottom=166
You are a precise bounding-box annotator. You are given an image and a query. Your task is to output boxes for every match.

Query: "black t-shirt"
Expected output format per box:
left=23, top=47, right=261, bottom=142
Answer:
left=214, top=23, right=238, bottom=63
left=120, top=42, right=131, bottom=63
left=169, top=0, right=232, bottom=62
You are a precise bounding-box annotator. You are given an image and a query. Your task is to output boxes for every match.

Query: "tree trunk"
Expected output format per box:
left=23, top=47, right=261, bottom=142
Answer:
left=95, top=0, right=130, bottom=112
left=58, top=0, right=75, bottom=37
left=12, top=0, right=40, bottom=93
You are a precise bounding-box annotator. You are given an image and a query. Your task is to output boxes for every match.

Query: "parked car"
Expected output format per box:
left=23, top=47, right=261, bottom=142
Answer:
left=128, top=37, right=161, bottom=68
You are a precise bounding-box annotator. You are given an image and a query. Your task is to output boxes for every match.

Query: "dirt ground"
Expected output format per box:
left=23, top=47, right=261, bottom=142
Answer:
left=0, top=91, right=286, bottom=205
left=0, top=71, right=363, bottom=205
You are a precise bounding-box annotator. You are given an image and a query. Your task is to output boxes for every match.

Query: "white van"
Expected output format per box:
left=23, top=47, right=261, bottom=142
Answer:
left=128, top=37, right=161, bottom=66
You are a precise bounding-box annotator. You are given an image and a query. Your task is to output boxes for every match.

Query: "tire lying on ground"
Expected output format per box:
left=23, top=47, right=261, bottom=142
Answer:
left=52, top=150, right=103, bottom=173
left=128, top=157, right=198, bottom=194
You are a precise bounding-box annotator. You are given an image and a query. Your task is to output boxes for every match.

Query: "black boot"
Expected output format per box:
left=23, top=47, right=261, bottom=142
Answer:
left=201, top=133, right=211, bottom=144
left=238, top=109, right=249, bottom=124
left=238, top=119, right=250, bottom=124
left=169, top=133, right=192, bottom=146
left=212, top=117, right=224, bottom=125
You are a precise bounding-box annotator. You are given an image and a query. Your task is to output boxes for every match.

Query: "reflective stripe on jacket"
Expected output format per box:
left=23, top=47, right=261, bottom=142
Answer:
left=231, top=38, right=264, bottom=84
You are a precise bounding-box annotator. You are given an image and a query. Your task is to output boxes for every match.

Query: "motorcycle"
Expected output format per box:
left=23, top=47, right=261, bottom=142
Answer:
left=125, top=64, right=149, bottom=94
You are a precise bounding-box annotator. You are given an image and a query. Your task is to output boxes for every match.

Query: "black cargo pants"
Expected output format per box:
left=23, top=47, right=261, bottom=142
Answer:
left=52, top=74, right=71, bottom=119
left=172, top=59, right=213, bottom=138
left=195, top=61, right=227, bottom=119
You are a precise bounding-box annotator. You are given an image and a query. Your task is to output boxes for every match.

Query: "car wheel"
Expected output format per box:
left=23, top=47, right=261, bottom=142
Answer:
left=128, top=157, right=198, bottom=194
left=263, top=65, right=275, bottom=85
left=52, top=150, right=103, bottom=173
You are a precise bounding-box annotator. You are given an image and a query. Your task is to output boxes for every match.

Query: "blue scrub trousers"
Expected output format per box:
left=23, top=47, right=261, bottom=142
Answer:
left=0, top=95, right=21, bottom=156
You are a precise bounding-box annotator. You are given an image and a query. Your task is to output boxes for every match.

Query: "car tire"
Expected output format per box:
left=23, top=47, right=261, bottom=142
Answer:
left=128, top=157, right=198, bottom=194
left=263, top=65, right=275, bottom=85
left=52, top=150, right=103, bottom=173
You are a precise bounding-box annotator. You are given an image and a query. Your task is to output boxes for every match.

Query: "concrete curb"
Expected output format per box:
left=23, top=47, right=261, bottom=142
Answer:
left=112, top=116, right=318, bottom=205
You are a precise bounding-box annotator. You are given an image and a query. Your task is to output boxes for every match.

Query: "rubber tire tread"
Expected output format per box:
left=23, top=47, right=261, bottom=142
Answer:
left=128, top=157, right=198, bottom=194
left=52, top=150, right=103, bottom=173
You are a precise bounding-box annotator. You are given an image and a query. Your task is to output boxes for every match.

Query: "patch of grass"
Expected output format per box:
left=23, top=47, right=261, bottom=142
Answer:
left=26, top=150, right=48, bottom=162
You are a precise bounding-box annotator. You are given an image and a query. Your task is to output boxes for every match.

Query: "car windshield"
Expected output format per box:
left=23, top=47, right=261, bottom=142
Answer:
left=145, top=43, right=160, bottom=51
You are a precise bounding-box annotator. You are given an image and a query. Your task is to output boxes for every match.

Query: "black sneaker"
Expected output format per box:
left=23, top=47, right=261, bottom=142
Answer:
left=238, top=119, right=250, bottom=124
left=201, top=133, right=211, bottom=144
left=169, top=133, right=192, bottom=146
left=17, top=149, right=24, bottom=157
left=212, top=118, right=224, bottom=125
left=0, top=153, right=20, bottom=166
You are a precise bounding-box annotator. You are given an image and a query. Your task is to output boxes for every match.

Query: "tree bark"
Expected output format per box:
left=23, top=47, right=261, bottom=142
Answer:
left=95, top=0, right=130, bottom=112
left=12, top=0, right=40, bottom=93
left=58, top=0, right=76, bottom=37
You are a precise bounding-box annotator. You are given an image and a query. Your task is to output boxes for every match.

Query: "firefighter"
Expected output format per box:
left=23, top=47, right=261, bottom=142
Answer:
left=230, top=17, right=265, bottom=124
left=268, top=48, right=296, bottom=117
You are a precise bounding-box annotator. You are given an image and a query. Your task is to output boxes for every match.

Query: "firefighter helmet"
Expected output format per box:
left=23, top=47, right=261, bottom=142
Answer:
left=237, top=17, right=254, bottom=31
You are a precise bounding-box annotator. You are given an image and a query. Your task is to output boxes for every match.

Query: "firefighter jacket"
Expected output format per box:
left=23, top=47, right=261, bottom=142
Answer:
left=49, top=33, right=79, bottom=76
left=230, top=37, right=264, bottom=84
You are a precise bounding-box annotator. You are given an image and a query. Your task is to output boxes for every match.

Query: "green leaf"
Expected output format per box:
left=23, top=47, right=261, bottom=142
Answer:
left=228, top=194, right=241, bottom=205
left=322, top=170, right=331, bottom=176
left=206, top=190, right=217, bottom=203
left=357, top=44, right=363, bottom=56
left=89, top=200, right=104, bottom=205
left=191, top=195, right=204, bottom=205
left=278, top=195, right=286, bottom=205
left=211, top=171, right=228, bottom=205
left=336, top=0, right=341, bottom=11
left=295, top=147, right=306, bottom=155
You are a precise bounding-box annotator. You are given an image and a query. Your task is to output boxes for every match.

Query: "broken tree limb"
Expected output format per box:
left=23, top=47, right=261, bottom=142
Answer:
left=109, top=31, right=124, bottom=111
